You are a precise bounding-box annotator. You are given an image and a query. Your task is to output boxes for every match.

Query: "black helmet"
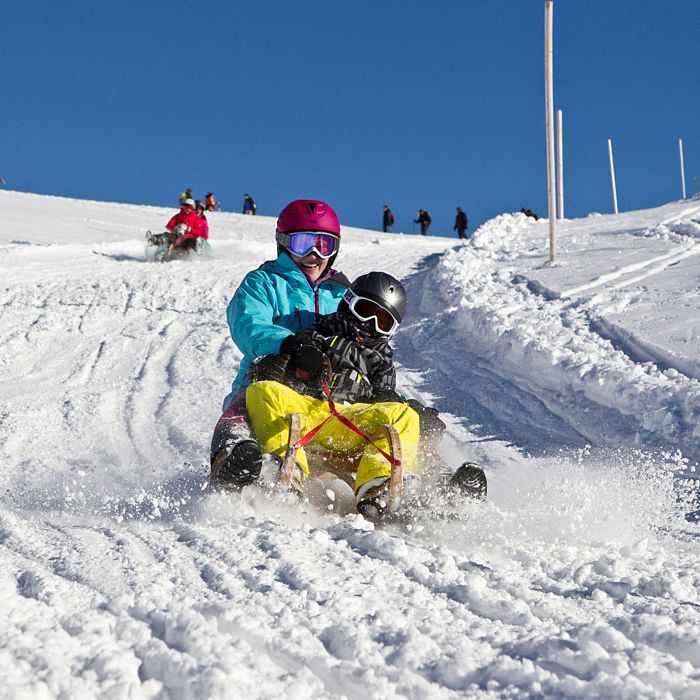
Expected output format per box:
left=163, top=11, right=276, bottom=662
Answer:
left=341, top=272, right=407, bottom=336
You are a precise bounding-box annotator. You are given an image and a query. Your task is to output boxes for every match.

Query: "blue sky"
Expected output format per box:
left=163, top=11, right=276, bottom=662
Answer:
left=2, top=1, right=698, bottom=237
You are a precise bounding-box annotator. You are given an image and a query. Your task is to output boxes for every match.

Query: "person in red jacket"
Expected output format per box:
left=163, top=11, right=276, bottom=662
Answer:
left=165, top=198, right=205, bottom=255
left=195, top=200, right=210, bottom=239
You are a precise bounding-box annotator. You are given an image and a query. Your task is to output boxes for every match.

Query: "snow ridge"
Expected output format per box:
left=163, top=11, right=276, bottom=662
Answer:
left=427, top=213, right=700, bottom=460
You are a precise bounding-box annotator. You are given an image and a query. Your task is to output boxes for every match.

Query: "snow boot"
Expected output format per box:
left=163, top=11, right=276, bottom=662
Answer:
left=210, top=438, right=263, bottom=490
left=355, top=477, right=391, bottom=520
left=449, top=462, right=487, bottom=500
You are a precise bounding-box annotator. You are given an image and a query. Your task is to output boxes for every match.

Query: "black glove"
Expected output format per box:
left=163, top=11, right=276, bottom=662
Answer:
left=280, top=333, right=327, bottom=384
left=248, top=353, right=290, bottom=383
left=280, top=332, right=319, bottom=355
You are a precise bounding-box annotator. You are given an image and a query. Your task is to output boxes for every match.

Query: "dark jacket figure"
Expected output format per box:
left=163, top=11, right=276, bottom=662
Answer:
left=414, top=209, right=431, bottom=235
left=179, top=188, right=193, bottom=205
left=520, top=208, right=539, bottom=221
left=383, top=205, right=396, bottom=233
left=454, top=207, right=469, bottom=239
left=243, top=194, right=257, bottom=215
left=310, top=312, right=396, bottom=403
left=252, top=312, right=395, bottom=404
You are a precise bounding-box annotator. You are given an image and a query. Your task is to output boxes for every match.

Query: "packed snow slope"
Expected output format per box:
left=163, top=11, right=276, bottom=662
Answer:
left=1, top=189, right=700, bottom=699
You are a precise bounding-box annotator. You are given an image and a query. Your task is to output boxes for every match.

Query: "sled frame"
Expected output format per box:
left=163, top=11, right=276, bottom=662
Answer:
left=278, top=413, right=302, bottom=491
left=278, top=414, right=404, bottom=513
left=381, top=423, right=404, bottom=514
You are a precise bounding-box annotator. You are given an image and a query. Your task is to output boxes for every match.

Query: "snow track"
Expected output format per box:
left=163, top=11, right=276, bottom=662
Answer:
left=560, top=243, right=698, bottom=298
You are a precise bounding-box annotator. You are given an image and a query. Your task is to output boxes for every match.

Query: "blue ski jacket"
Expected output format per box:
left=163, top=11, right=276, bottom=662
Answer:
left=223, top=252, right=350, bottom=409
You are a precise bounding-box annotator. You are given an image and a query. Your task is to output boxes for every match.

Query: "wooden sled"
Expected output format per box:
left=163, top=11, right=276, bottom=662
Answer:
left=278, top=413, right=404, bottom=515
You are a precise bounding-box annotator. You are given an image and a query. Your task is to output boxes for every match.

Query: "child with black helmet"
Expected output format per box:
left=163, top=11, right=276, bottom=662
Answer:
left=244, top=271, right=487, bottom=518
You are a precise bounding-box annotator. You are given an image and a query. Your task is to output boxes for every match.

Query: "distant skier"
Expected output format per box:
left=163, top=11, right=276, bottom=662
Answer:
left=520, top=207, right=539, bottom=221
left=242, top=194, right=257, bottom=215
left=179, top=188, right=193, bottom=205
left=205, top=192, right=220, bottom=212
left=383, top=205, right=396, bottom=233
left=454, top=207, right=469, bottom=240
left=414, top=209, right=431, bottom=235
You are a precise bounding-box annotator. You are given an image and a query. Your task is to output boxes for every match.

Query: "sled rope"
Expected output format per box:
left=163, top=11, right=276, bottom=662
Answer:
left=290, top=382, right=401, bottom=466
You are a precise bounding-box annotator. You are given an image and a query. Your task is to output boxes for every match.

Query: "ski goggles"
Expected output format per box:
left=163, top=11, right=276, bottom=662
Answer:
left=286, top=231, right=339, bottom=259
left=343, top=288, right=399, bottom=335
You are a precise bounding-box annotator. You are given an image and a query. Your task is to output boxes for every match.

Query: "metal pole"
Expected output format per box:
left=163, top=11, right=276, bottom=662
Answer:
left=544, top=1, right=556, bottom=261
left=556, top=109, right=564, bottom=220
left=679, top=138, right=687, bottom=199
left=607, top=138, right=618, bottom=214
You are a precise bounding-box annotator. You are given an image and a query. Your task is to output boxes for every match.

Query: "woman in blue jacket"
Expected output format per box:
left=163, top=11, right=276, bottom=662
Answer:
left=210, top=199, right=350, bottom=488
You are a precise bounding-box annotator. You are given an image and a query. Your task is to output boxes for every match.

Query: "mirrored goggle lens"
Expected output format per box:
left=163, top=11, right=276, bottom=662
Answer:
left=288, top=232, right=338, bottom=258
left=351, top=297, right=397, bottom=334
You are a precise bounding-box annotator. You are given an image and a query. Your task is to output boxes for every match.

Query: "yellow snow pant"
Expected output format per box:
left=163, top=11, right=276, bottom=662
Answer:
left=246, top=381, right=420, bottom=493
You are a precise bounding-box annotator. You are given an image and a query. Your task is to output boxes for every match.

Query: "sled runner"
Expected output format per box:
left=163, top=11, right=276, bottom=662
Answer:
left=278, top=412, right=404, bottom=516
left=278, top=412, right=302, bottom=492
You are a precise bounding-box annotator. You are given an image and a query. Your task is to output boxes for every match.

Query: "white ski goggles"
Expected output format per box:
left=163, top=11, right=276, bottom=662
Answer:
left=285, top=231, right=339, bottom=259
left=343, top=288, right=399, bottom=335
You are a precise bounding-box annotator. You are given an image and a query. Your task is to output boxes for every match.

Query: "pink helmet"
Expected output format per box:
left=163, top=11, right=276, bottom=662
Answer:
left=276, top=199, right=341, bottom=264
left=276, top=199, right=340, bottom=236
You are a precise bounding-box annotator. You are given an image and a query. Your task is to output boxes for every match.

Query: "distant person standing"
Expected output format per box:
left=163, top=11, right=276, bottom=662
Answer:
left=205, top=192, right=220, bottom=212
left=520, top=207, right=539, bottom=221
left=414, top=209, right=431, bottom=235
left=383, top=205, right=395, bottom=233
left=454, top=207, right=469, bottom=240
left=243, top=194, right=257, bottom=215
left=179, top=188, right=193, bottom=205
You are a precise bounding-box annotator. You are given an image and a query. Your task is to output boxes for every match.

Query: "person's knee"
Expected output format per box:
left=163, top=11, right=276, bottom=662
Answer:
left=371, top=401, right=420, bottom=434
left=246, top=381, right=321, bottom=432
left=247, top=380, right=295, bottom=408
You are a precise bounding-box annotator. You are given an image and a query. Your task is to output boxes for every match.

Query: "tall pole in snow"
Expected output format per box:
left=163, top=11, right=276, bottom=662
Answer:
left=607, top=138, right=618, bottom=214
left=556, top=109, right=564, bottom=220
left=544, top=1, right=556, bottom=261
left=679, top=138, right=687, bottom=199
